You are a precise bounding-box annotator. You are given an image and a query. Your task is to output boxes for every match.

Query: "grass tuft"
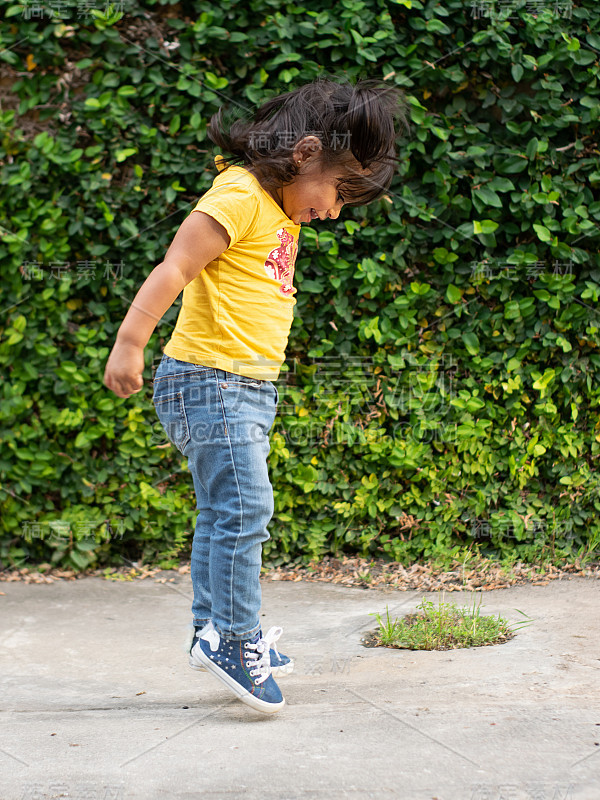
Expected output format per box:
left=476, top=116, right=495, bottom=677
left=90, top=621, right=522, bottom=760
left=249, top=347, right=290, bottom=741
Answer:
left=366, top=592, right=533, bottom=651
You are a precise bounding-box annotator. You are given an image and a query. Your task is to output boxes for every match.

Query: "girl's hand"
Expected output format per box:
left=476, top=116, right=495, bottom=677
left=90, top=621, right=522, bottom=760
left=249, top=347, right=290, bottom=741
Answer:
left=103, top=341, right=145, bottom=398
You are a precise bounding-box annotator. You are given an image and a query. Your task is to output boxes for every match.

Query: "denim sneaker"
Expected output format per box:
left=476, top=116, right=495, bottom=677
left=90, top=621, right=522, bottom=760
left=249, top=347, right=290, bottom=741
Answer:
left=186, top=621, right=294, bottom=677
left=189, top=622, right=285, bottom=714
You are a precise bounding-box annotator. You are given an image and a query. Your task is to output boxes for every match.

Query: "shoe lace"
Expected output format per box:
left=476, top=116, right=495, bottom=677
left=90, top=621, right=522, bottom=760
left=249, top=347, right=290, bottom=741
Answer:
left=244, top=626, right=283, bottom=685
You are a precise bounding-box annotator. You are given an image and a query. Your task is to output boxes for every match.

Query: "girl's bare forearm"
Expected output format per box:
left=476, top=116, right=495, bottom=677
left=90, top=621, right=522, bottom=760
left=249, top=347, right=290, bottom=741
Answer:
left=116, top=262, right=187, bottom=350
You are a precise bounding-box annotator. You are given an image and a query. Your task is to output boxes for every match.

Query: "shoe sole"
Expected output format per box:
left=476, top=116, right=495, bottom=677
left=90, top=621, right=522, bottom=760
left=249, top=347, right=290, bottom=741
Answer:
left=189, top=656, right=294, bottom=678
left=190, top=645, right=286, bottom=714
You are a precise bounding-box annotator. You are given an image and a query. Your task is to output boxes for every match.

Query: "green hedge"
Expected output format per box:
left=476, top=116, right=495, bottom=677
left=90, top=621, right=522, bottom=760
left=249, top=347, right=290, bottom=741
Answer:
left=1, top=0, right=599, bottom=572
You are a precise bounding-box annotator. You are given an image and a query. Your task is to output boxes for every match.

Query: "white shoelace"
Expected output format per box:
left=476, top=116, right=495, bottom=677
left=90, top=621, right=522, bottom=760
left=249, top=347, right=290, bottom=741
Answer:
left=244, top=626, right=283, bottom=685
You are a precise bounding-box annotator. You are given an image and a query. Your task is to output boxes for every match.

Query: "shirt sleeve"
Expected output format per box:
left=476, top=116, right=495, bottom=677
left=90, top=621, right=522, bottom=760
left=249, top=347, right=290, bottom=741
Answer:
left=191, top=172, right=260, bottom=247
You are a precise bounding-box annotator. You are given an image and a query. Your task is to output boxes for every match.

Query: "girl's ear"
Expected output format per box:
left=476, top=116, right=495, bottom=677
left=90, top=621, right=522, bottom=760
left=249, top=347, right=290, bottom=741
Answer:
left=293, top=135, right=322, bottom=165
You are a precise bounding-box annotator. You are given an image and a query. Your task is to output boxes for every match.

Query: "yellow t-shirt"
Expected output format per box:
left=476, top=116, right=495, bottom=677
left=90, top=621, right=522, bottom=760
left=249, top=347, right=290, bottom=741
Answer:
left=163, top=157, right=301, bottom=380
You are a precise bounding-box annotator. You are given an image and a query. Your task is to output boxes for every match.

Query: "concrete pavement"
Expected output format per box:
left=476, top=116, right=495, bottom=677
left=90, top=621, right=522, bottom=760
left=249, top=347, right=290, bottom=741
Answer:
left=0, top=573, right=598, bottom=800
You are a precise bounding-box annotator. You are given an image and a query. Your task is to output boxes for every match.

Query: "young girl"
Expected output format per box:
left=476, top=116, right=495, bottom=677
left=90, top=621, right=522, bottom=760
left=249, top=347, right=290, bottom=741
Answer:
left=103, top=78, right=408, bottom=714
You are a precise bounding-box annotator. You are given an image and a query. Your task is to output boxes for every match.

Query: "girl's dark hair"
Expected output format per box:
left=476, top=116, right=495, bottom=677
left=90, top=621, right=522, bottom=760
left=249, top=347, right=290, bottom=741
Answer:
left=208, top=77, right=412, bottom=207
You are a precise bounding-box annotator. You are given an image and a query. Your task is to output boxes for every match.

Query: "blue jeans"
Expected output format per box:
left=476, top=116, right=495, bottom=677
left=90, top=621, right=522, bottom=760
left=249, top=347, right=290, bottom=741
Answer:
left=152, top=354, right=279, bottom=641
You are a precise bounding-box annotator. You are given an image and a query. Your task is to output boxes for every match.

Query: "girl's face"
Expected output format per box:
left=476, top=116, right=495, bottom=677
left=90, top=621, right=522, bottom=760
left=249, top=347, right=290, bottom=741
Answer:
left=279, top=162, right=347, bottom=225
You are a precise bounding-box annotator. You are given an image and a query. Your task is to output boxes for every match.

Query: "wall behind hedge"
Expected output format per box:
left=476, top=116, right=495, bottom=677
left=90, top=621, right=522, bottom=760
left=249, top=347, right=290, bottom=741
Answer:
left=1, top=0, right=599, bottom=571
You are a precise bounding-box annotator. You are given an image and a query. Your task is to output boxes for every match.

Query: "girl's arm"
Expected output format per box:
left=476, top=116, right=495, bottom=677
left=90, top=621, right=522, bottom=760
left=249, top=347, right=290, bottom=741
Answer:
left=103, top=212, right=230, bottom=399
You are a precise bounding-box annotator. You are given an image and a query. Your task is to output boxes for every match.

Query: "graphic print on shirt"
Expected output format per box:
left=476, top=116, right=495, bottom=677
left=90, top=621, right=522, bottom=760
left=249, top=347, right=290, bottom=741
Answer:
left=264, top=228, right=298, bottom=296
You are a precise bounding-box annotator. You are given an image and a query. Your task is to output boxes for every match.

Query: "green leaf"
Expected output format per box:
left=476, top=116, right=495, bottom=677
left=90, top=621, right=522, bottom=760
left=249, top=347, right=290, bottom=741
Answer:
left=426, top=19, right=451, bottom=34
left=473, top=187, right=502, bottom=208
left=204, top=72, right=229, bottom=90
left=410, top=282, right=431, bottom=296
left=498, top=156, right=529, bottom=174
left=344, top=220, right=360, bottom=235
left=526, top=138, right=539, bottom=159
left=74, top=432, right=89, bottom=448
left=533, top=224, right=552, bottom=242
left=511, top=63, right=524, bottom=82
left=97, top=398, right=115, bottom=411
left=115, top=148, right=137, bottom=162
left=70, top=550, right=93, bottom=569
left=473, top=219, right=499, bottom=234
left=121, top=218, right=139, bottom=238
left=462, top=332, right=480, bottom=356
left=446, top=284, right=463, bottom=304
left=487, top=177, right=515, bottom=192
left=556, top=336, right=572, bottom=353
